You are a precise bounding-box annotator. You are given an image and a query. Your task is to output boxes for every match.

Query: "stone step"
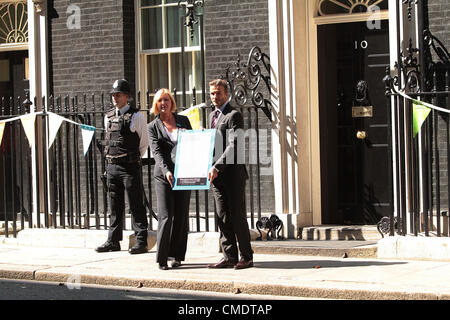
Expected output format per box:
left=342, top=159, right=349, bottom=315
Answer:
left=251, top=240, right=378, bottom=258
left=299, top=225, right=382, bottom=241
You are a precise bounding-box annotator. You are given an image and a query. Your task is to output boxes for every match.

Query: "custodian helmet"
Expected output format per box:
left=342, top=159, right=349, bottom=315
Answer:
left=110, top=79, right=131, bottom=95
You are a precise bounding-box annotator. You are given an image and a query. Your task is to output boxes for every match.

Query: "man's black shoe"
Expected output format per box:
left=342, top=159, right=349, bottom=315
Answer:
left=128, top=244, right=148, bottom=255
left=95, top=242, right=120, bottom=253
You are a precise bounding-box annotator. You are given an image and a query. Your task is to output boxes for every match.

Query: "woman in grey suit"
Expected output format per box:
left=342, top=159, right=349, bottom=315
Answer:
left=148, top=89, right=192, bottom=270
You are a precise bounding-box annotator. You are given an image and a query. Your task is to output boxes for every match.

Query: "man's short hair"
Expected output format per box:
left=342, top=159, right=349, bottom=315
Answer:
left=209, top=79, right=228, bottom=93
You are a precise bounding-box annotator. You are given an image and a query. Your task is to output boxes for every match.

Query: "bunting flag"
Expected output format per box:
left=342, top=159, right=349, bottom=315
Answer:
left=397, top=91, right=449, bottom=137
left=81, top=124, right=96, bottom=155
left=20, top=113, right=37, bottom=148
left=0, top=111, right=100, bottom=154
left=48, top=112, right=66, bottom=148
left=179, top=103, right=204, bottom=130
left=0, top=122, right=5, bottom=146
left=412, top=99, right=432, bottom=137
left=397, top=91, right=449, bottom=113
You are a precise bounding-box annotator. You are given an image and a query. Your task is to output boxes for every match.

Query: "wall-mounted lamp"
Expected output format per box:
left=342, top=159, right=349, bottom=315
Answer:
left=178, top=0, right=204, bottom=41
left=32, top=0, right=44, bottom=13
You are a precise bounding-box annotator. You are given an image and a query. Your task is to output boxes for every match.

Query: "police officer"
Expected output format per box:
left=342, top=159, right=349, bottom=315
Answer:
left=95, top=79, right=150, bottom=254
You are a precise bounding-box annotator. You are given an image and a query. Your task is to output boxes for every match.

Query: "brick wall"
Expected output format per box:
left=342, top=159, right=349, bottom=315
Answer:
left=48, top=0, right=135, bottom=98
left=427, top=0, right=450, bottom=50
left=204, top=0, right=270, bottom=81
left=425, top=0, right=450, bottom=208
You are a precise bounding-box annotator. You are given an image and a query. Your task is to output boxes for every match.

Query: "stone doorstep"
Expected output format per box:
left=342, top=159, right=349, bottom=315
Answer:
left=377, top=236, right=450, bottom=261
left=299, top=225, right=382, bottom=241
left=251, top=243, right=378, bottom=259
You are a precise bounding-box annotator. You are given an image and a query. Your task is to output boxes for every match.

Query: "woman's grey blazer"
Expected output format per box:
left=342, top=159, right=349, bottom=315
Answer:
left=148, top=113, right=192, bottom=182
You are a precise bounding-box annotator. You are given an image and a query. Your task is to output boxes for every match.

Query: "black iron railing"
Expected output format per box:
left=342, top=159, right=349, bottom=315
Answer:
left=0, top=48, right=272, bottom=238
left=383, top=23, right=450, bottom=237
left=0, top=96, right=33, bottom=237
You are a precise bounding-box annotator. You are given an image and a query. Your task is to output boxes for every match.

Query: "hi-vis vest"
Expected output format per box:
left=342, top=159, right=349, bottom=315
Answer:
left=104, top=107, right=140, bottom=157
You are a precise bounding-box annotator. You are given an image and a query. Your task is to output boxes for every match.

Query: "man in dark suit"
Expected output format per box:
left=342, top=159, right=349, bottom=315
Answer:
left=207, top=79, right=253, bottom=270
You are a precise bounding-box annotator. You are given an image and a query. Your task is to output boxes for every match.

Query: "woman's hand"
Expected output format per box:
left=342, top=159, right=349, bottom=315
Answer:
left=166, top=171, right=174, bottom=188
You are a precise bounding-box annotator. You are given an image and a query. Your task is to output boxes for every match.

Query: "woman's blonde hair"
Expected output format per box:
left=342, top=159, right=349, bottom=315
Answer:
left=151, top=88, right=177, bottom=115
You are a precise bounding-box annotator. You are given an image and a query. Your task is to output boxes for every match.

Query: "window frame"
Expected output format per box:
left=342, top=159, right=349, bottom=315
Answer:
left=0, top=1, right=28, bottom=52
left=136, top=0, right=203, bottom=110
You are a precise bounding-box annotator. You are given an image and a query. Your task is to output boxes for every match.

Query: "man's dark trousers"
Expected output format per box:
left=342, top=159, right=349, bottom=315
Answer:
left=107, top=162, right=148, bottom=246
left=211, top=168, right=253, bottom=262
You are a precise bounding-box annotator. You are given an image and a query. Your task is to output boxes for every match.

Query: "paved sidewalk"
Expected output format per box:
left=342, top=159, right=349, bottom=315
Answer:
left=1, top=242, right=450, bottom=300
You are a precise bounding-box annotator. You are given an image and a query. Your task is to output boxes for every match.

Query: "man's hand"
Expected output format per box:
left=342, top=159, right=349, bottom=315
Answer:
left=208, top=167, right=218, bottom=184
left=166, top=171, right=174, bottom=188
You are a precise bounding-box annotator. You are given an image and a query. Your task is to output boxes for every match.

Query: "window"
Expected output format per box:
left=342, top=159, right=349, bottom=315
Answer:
left=0, top=2, right=28, bottom=46
left=138, top=0, right=203, bottom=110
left=318, top=0, right=388, bottom=16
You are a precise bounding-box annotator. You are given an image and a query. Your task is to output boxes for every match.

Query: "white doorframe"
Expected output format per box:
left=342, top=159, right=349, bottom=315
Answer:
left=269, top=0, right=392, bottom=232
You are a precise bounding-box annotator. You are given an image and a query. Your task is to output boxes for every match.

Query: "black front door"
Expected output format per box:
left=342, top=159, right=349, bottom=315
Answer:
left=0, top=50, right=29, bottom=220
left=318, top=20, right=391, bottom=224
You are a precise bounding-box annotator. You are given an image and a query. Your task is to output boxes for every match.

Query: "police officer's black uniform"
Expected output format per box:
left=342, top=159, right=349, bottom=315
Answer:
left=95, top=80, right=149, bottom=254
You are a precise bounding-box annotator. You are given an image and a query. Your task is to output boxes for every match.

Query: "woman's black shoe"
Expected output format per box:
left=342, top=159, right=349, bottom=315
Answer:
left=159, top=264, right=169, bottom=270
left=171, top=260, right=181, bottom=268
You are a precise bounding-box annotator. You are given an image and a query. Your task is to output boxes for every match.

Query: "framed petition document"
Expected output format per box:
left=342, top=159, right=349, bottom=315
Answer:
left=173, top=129, right=216, bottom=190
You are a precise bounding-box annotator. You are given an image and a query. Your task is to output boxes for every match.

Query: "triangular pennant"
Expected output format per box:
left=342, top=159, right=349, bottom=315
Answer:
left=81, top=124, right=96, bottom=155
left=20, top=113, right=37, bottom=148
left=47, top=113, right=66, bottom=148
left=412, top=99, right=432, bottom=138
